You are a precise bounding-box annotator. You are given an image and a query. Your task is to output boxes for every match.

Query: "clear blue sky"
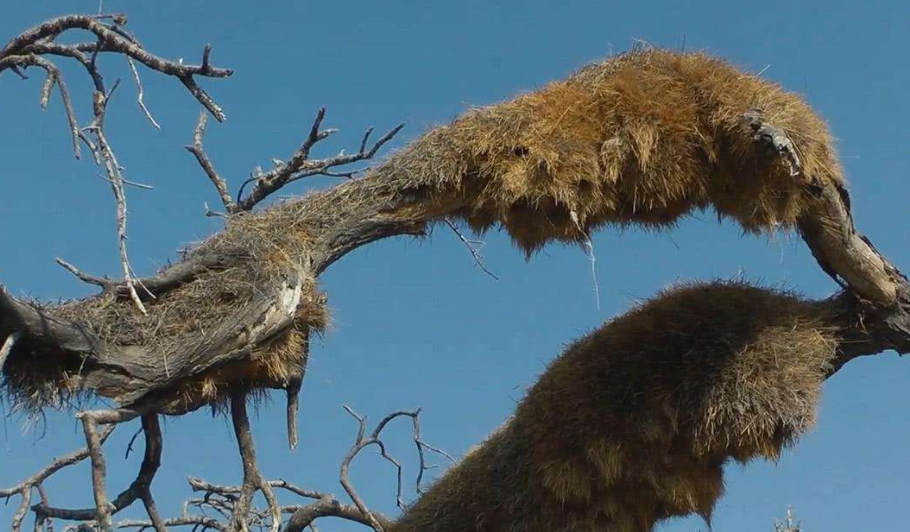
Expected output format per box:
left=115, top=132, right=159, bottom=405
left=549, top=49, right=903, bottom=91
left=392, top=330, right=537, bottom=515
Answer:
left=2, top=1, right=909, bottom=531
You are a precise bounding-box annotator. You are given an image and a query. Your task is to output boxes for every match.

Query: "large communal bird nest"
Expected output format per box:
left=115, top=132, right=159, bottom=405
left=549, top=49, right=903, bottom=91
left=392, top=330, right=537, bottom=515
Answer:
left=393, top=281, right=839, bottom=532
left=1, top=48, right=846, bottom=416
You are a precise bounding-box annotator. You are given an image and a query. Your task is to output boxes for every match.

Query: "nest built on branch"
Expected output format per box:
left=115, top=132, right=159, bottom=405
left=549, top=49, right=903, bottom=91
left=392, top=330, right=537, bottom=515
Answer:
left=3, top=13, right=910, bottom=532
left=1, top=49, right=868, bottom=418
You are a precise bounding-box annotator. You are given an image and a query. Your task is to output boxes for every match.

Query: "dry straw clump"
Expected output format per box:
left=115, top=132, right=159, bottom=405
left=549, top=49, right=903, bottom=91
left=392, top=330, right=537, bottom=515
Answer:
left=394, top=281, right=838, bottom=532
left=384, top=47, right=843, bottom=253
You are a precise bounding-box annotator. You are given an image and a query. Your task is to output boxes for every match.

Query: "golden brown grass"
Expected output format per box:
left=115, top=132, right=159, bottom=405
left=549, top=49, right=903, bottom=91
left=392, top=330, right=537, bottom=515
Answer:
left=384, top=47, right=842, bottom=253
left=394, top=281, right=838, bottom=532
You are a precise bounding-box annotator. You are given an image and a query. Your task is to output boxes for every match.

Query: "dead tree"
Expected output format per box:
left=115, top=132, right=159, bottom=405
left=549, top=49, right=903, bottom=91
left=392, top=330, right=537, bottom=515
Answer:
left=1, top=10, right=908, bottom=532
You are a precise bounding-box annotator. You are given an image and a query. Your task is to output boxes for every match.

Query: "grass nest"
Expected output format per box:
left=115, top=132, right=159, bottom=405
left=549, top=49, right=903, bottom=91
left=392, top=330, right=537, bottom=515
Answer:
left=384, top=47, right=843, bottom=254
left=394, top=281, right=839, bottom=532
left=2, top=47, right=843, bottom=416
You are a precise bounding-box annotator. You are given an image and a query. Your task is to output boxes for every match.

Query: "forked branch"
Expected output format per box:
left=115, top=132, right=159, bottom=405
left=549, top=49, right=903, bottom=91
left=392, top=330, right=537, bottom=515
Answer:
left=0, top=426, right=116, bottom=532
left=31, top=414, right=165, bottom=532
left=232, top=109, right=405, bottom=212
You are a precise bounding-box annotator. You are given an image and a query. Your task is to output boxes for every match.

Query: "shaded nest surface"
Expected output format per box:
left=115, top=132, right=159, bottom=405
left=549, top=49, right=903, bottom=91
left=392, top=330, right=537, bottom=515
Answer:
left=394, top=281, right=839, bottom=532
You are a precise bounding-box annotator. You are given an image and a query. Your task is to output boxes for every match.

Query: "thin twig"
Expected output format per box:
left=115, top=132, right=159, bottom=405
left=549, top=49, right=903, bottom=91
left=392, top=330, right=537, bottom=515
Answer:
left=185, top=111, right=234, bottom=212
left=443, top=218, right=499, bottom=280
left=127, top=57, right=160, bottom=129
left=54, top=258, right=112, bottom=291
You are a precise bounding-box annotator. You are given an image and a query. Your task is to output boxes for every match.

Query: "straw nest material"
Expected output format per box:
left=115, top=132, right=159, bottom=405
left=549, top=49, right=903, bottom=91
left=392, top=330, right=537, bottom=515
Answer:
left=394, top=281, right=839, bottom=532
left=2, top=47, right=843, bottom=415
left=385, top=47, right=843, bottom=253
left=2, top=211, right=330, bottom=414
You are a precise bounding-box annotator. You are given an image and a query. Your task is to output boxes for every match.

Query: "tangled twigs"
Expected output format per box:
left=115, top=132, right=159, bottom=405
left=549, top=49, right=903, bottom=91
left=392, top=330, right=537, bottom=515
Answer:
left=9, top=405, right=448, bottom=532
left=0, top=13, right=233, bottom=313
left=335, top=406, right=454, bottom=532
left=0, top=426, right=116, bottom=532
left=229, top=390, right=281, bottom=532
left=182, top=405, right=451, bottom=532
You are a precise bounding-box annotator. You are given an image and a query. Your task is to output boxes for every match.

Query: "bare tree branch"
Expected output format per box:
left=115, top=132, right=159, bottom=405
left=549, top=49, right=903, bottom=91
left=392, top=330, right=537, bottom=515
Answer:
left=336, top=406, right=451, bottom=531
left=744, top=110, right=910, bottom=356
left=54, top=258, right=115, bottom=292
left=33, top=414, right=166, bottom=532
left=234, top=108, right=404, bottom=212
left=283, top=497, right=384, bottom=532
left=229, top=390, right=280, bottom=532
left=82, top=415, right=112, bottom=531
left=0, top=13, right=236, bottom=315
left=185, top=112, right=234, bottom=212
left=0, top=15, right=232, bottom=120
